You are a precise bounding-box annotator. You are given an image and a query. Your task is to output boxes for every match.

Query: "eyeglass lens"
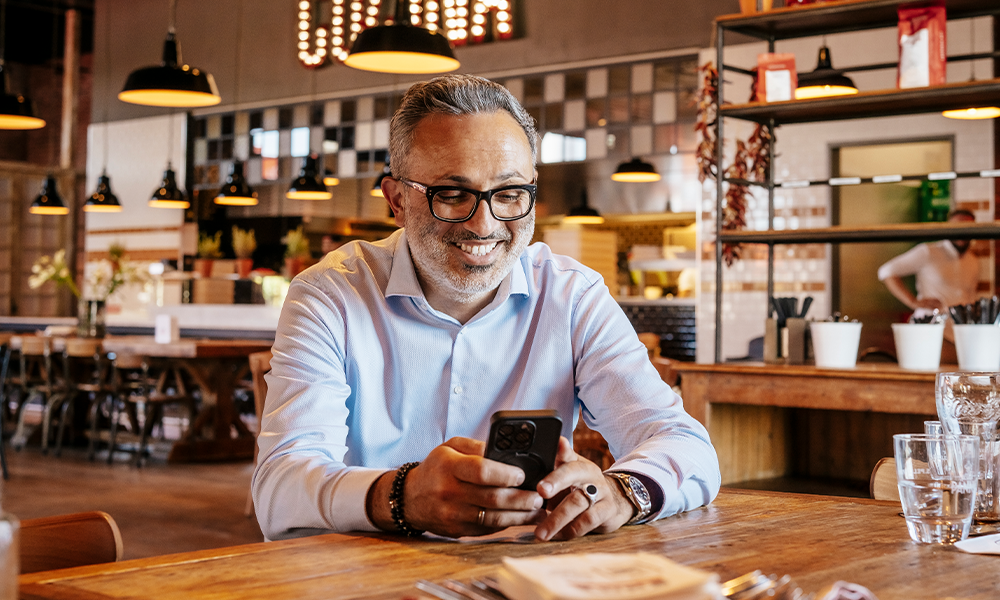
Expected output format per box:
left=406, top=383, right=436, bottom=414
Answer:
left=432, top=188, right=533, bottom=221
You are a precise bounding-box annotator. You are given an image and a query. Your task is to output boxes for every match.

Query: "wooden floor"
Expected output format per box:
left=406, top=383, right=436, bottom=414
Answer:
left=3, top=445, right=265, bottom=560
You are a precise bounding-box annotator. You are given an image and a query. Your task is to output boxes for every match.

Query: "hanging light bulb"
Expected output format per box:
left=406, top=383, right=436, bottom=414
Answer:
left=611, top=157, right=661, bottom=183
left=0, top=0, right=45, bottom=130
left=323, top=171, right=340, bottom=187
left=149, top=164, right=190, bottom=208
left=84, top=173, right=122, bottom=212
left=942, top=106, right=1000, bottom=120
left=29, top=175, right=69, bottom=215
left=119, top=0, right=220, bottom=108
left=795, top=45, right=858, bottom=100
left=371, top=161, right=391, bottom=197
left=287, top=155, right=332, bottom=200
left=215, top=161, right=257, bottom=205
left=344, top=0, right=459, bottom=74
left=563, top=189, right=603, bottom=225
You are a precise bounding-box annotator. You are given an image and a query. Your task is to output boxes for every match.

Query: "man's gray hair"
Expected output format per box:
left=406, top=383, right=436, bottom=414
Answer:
left=388, top=74, right=537, bottom=179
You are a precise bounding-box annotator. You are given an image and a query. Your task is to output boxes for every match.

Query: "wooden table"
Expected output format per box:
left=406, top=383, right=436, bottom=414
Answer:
left=668, top=361, right=944, bottom=485
left=19, top=490, right=1000, bottom=600
left=99, top=336, right=272, bottom=463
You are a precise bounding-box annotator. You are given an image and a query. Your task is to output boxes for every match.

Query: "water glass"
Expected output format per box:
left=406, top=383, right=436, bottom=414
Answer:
left=936, top=372, right=1000, bottom=427
left=894, top=433, right=979, bottom=544
left=924, top=421, right=942, bottom=435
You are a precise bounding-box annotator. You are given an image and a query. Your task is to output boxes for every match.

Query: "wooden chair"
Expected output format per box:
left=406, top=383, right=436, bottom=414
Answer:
left=244, top=350, right=272, bottom=516
left=20, top=511, right=123, bottom=574
left=870, top=457, right=899, bottom=502
left=11, top=336, right=68, bottom=453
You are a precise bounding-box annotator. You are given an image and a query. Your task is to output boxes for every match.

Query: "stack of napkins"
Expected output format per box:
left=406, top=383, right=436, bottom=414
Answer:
left=495, top=553, right=722, bottom=600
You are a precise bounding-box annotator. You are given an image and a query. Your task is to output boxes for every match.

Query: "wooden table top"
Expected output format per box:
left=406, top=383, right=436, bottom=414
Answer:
left=19, top=490, right=1000, bottom=600
left=668, top=360, right=957, bottom=382
left=99, top=336, right=272, bottom=359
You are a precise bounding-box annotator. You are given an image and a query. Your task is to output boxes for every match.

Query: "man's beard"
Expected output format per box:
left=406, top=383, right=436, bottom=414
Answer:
left=407, top=212, right=534, bottom=304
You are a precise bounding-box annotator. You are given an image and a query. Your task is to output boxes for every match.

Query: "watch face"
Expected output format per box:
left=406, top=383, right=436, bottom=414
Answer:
left=629, top=477, right=651, bottom=506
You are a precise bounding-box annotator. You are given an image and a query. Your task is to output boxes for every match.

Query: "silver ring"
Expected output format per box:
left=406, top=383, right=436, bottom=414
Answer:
left=576, top=483, right=599, bottom=509
left=477, top=509, right=486, bottom=526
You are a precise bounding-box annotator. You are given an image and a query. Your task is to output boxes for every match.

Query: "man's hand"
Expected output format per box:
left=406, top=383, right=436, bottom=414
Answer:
left=367, top=437, right=546, bottom=538
left=532, top=437, right=635, bottom=541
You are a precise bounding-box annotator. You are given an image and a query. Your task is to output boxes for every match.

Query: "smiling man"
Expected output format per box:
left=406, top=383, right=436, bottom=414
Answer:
left=253, top=74, right=720, bottom=542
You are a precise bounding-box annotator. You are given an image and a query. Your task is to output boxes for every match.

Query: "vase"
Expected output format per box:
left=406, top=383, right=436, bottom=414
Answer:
left=235, top=258, right=254, bottom=279
left=77, top=299, right=107, bottom=338
left=194, top=258, right=214, bottom=278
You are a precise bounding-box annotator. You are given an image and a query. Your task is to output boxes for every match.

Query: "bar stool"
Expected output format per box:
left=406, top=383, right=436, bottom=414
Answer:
left=57, top=338, right=110, bottom=457
left=11, top=335, right=67, bottom=452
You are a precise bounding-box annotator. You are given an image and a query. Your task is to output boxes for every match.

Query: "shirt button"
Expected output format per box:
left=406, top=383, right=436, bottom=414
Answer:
left=454, top=386, right=463, bottom=394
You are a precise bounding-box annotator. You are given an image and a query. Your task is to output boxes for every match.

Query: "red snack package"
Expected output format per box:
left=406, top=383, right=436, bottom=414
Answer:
left=898, top=3, right=946, bottom=89
left=756, top=53, right=798, bottom=102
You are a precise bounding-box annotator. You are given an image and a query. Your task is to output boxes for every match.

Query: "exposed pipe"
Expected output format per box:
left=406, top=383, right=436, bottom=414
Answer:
left=60, top=7, right=79, bottom=169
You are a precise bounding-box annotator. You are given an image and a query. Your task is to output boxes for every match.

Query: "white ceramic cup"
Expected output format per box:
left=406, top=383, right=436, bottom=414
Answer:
left=953, top=324, right=1000, bottom=372
left=892, top=323, right=945, bottom=370
left=810, top=321, right=863, bottom=369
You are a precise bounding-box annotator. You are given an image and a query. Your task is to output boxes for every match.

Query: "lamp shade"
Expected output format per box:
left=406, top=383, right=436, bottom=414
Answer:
left=795, top=46, right=858, bottom=100
left=344, top=24, right=460, bottom=74
left=84, top=174, right=122, bottom=212
left=323, top=171, right=340, bottom=187
left=29, top=175, right=69, bottom=215
left=119, top=33, right=221, bottom=108
left=563, top=190, right=604, bottom=224
left=149, top=166, right=190, bottom=209
left=0, top=65, right=45, bottom=130
left=611, top=157, right=661, bottom=182
left=287, top=155, right=332, bottom=200
left=370, top=164, right=391, bottom=197
left=942, top=106, right=1000, bottom=120
left=215, top=161, right=258, bottom=205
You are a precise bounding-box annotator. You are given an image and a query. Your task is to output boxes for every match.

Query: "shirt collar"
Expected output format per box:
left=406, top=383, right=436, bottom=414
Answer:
left=384, top=229, right=531, bottom=303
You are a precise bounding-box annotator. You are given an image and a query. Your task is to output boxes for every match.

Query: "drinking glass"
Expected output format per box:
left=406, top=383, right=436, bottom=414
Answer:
left=924, top=421, right=942, bottom=435
left=894, top=433, right=979, bottom=544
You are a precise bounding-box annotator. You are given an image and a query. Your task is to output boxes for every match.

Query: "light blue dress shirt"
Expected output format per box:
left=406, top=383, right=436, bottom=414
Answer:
left=253, top=229, right=720, bottom=540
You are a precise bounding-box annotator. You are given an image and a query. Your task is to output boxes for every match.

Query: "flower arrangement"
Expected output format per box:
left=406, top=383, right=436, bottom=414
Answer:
left=28, top=249, right=79, bottom=297
left=198, top=231, right=224, bottom=259
left=283, top=226, right=311, bottom=259
left=232, top=226, right=257, bottom=259
left=29, top=244, right=148, bottom=301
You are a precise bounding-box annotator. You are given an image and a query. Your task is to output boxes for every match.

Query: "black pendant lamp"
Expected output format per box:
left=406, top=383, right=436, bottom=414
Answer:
left=29, top=175, right=69, bottom=215
left=287, top=155, right=332, bottom=200
left=215, top=161, right=257, bottom=206
left=119, top=0, right=220, bottom=108
left=564, top=189, right=603, bottom=225
left=84, top=173, right=122, bottom=212
left=370, top=161, right=391, bottom=197
left=795, top=45, right=858, bottom=100
left=149, top=164, right=190, bottom=209
left=344, top=0, right=459, bottom=74
left=323, top=171, right=340, bottom=187
left=0, top=0, right=44, bottom=130
left=612, top=157, right=661, bottom=183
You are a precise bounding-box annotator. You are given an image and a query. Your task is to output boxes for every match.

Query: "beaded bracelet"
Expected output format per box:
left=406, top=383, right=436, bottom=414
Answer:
left=388, top=461, right=424, bottom=537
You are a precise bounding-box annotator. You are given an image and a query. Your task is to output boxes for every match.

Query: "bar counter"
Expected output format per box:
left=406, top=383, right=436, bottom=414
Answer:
left=667, top=361, right=940, bottom=485
left=19, top=490, right=998, bottom=600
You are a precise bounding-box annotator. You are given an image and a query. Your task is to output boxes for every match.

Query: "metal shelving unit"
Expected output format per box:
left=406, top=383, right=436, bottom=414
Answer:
left=712, top=0, right=1000, bottom=362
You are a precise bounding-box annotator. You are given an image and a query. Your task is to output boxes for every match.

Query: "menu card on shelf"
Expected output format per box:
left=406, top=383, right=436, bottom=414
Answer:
left=495, top=552, right=722, bottom=600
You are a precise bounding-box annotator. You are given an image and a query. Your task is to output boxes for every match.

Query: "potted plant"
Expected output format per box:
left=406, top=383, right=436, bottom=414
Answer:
left=232, top=226, right=257, bottom=279
left=195, top=231, right=223, bottom=278
left=283, top=226, right=311, bottom=278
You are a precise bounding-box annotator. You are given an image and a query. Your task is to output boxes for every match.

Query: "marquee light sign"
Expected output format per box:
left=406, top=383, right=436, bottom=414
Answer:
left=296, top=0, right=515, bottom=68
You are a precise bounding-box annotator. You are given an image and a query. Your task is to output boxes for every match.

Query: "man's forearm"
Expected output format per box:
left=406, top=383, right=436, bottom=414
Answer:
left=883, top=276, right=918, bottom=309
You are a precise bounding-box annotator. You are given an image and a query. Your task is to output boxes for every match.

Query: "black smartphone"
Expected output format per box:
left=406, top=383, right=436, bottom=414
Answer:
left=484, top=409, right=562, bottom=491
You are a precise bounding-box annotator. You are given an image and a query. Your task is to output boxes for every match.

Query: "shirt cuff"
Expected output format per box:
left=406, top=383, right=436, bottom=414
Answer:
left=330, top=467, right=391, bottom=533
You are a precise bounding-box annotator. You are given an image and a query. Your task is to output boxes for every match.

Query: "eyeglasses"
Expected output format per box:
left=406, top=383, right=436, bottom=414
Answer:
left=398, top=178, right=536, bottom=223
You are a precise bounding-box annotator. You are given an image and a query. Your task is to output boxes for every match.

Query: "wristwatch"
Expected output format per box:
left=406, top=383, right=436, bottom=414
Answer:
left=606, top=472, right=653, bottom=525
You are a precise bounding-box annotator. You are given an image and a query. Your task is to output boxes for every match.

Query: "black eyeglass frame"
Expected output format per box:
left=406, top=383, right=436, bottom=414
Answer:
left=397, top=178, right=537, bottom=223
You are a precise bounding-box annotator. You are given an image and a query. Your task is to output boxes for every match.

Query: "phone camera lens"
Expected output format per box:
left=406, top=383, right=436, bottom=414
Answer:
left=496, top=437, right=512, bottom=450
left=498, top=424, right=514, bottom=436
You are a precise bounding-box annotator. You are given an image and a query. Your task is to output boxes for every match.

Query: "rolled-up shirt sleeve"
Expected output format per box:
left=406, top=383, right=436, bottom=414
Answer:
left=252, top=277, right=386, bottom=541
left=877, top=244, right=929, bottom=282
left=571, top=281, right=721, bottom=520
